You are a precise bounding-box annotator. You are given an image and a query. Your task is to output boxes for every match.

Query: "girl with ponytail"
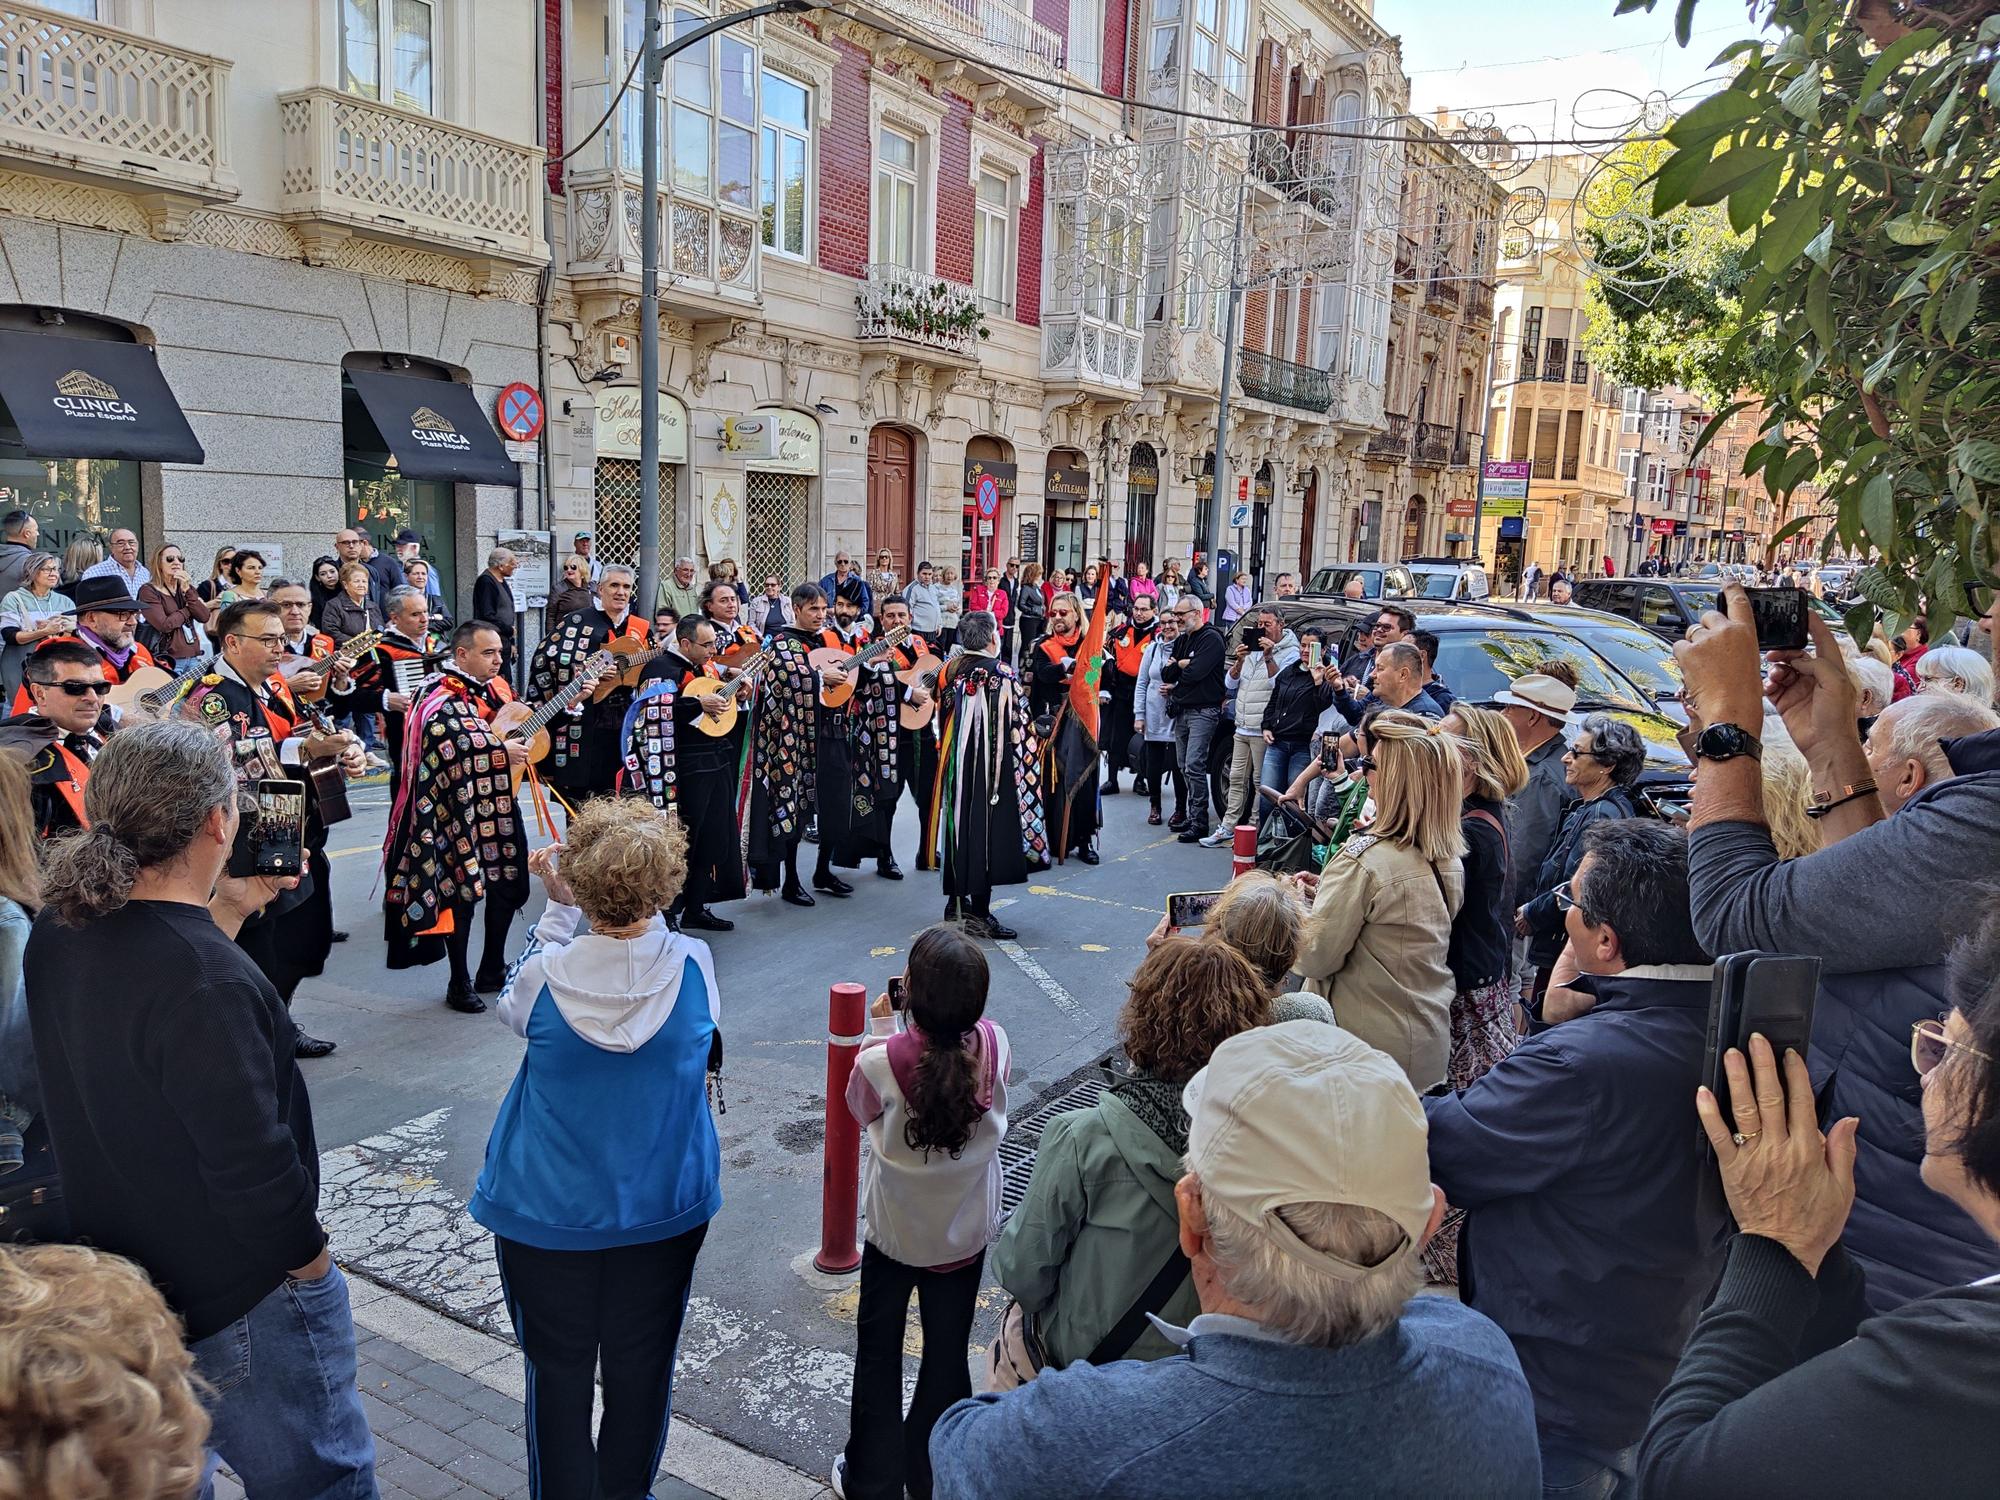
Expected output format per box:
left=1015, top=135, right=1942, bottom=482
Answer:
left=835, top=924, right=1010, bottom=1500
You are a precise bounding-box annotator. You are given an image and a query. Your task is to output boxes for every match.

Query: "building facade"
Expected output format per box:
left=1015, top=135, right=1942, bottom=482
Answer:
left=1612, top=385, right=1713, bottom=572
left=0, top=0, right=547, bottom=605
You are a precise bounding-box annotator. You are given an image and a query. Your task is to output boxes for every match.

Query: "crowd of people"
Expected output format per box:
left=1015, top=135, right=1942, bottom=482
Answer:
left=3, top=508, right=2000, bottom=1500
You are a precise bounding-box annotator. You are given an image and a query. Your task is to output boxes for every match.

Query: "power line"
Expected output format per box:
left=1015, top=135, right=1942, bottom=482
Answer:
left=1402, top=22, right=1742, bottom=76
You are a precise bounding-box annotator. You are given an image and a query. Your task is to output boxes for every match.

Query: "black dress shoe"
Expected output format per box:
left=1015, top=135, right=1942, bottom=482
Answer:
left=684, top=907, right=735, bottom=932
left=971, top=916, right=1018, bottom=941
left=1101, top=779, right=1120, bottom=795
left=329, top=930, right=350, bottom=944
left=1177, top=829, right=1205, bottom=844
left=803, top=820, right=820, bottom=844
left=876, top=860, right=903, bottom=880
left=445, top=981, right=487, bottom=1014
left=1075, top=846, right=1101, bottom=866
left=813, top=873, right=854, bottom=897
left=1168, top=815, right=1189, bottom=832
left=781, top=884, right=816, bottom=907
left=472, top=969, right=508, bottom=994
left=293, top=1033, right=338, bottom=1059
left=1148, top=809, right=1162, bottom=825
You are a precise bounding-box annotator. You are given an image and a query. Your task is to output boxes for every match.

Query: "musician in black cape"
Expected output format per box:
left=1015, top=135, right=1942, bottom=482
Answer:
left=528, top=563, right=651, bottom=804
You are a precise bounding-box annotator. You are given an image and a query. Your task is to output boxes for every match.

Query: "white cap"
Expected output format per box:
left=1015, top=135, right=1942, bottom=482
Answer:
left=1182, top=1021, right=1433, bottom=1282
left=1490, top=671, right=1578, bottom=724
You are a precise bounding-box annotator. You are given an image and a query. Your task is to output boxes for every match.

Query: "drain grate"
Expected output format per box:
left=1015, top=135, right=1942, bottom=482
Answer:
left=998, top=1054, right=1116, bottom=1218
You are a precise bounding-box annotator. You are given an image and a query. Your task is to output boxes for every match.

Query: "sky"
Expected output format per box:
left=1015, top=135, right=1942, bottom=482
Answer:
left=1382, top=0, right=1741, bottom=141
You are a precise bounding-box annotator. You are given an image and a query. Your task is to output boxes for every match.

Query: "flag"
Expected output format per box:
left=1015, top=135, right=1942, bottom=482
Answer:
left=1070, top=571, right=1110, bottom=747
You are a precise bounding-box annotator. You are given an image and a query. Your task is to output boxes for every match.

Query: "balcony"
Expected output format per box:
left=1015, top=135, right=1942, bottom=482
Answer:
left=1043, top=310, right=1141, bottom=397
left=846, top=0, right=1064, bottom=106
left=1571, top=355, right=1590, bottom=384
left=1394, top=234, right=1418, bottom=281
left=1366, top=411, right=1411, bottom=460
left=1238, top=348, right=1332, bottom=414
left=1412, top=421, right=1452, bottom=468
left=857, top=263, right=983, bottom=361
left=1532, top=455, right=1556, bottom=479
left=0, top=2, right=235, bottom=216
left=277, top=88, right=543, bottom=269
left=1452, top=433, right=1474, bottom=467
left=1425, top=272, right=1461, bottom=310
left=1466, top=281, right=1493, bottom=326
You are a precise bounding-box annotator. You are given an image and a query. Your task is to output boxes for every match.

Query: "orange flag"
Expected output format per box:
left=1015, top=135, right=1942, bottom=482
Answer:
left=1071, top=571, right=1111, bottom=745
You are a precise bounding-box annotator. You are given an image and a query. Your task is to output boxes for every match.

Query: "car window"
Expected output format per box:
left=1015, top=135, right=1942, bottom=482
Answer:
left=1636, top=586, right=1686, bottom=630
left=1411, top=571, right=1458, bottom=599
left=1576, top=621, right=1683, bottom=700
left=1678, top=586, right=1722, bottom=619
left=1307, top=566, right=1382, bottom=596
left=1432, top=629, right=1650, bottom=714
left=1577, top=581, right=1637, bottom=619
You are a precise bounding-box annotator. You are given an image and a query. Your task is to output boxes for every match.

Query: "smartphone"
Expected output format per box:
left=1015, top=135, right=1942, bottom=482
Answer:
left=227, top=779, right=306, bottom=880
left=887, top=975, right=907, bottom=1012
left=1167, top=890, right=1225, bottom=931
left=1745, top=587, right=1809, bottom=651
left=1306, top=639, right=1323, bottom=670
left=1699, top=952, right=1820, bottom=1160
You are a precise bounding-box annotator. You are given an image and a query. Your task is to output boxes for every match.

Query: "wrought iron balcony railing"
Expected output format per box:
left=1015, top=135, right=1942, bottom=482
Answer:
left=1238, top=347, right=1332, bottom=414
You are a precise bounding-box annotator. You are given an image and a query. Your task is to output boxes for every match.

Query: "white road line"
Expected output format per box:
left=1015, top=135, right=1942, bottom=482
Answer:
left=993, top=939, right=1088, bottom=1024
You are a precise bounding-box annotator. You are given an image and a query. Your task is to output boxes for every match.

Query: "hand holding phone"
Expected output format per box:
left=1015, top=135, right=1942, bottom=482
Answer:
left=887, top=975, right=907, bottom=1011
left=1167, top=890, right=1224, bottom=931
left=1745, top=587, right=1809, bottom=652
left=227, top=779, right=305, bottom=880
left=1699, top=952, right=1819, bottom=1162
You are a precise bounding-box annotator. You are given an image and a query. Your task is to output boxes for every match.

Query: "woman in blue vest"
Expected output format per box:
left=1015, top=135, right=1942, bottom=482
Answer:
left=470, top=796, right=722, bottom=1500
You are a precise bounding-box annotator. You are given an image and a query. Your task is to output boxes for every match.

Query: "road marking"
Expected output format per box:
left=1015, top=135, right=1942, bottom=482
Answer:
left=1113, top=834, right=1176, bottom=863
left=329, top=844, right=378, bottom=860
left=994, top=939, right=1088, bottom=1024
left=1080, top=943, right=1109, bottom=952
left=1025, top=883, right=1163, bottom=917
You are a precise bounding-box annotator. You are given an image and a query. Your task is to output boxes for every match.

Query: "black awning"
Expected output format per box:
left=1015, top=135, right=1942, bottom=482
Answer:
left=346, top=369, right=520, bottom=487
left=0, top=329, right=205, bottom=464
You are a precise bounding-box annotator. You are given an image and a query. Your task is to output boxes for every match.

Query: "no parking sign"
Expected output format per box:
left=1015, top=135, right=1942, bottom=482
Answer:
left=495, top=381, right=545, bottom=442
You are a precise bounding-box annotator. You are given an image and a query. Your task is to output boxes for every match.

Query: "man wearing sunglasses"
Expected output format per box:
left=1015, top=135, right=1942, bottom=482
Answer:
left=1339, top=605, right=1413, bottom=687
left=0, top=639, right=109, bottom=837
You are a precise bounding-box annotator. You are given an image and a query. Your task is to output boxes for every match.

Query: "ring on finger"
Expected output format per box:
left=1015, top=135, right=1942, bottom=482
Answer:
left=1731, top=1129, right=1762, bottom=1146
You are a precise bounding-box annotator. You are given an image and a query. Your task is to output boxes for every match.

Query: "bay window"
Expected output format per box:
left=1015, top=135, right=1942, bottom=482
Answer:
left=973, top=170, right=1012, bottom=314
left=760, top=70, right=812, bottom=259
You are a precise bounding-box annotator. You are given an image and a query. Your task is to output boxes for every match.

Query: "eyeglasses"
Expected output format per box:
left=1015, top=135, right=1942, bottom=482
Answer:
left=234, top=632, right=287, bottom=647
left=1350, top=754, right=1376, bottom=773
left=46, top=680, right=112, bottom=697
left=1912, top=1017, right=1992, bottom=1079
left=1552, top=880, right=1579, bottom=913
left=1373, top=620, right=1397, bottom=633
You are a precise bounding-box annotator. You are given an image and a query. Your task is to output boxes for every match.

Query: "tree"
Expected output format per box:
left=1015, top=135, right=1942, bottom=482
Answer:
left=1621, top=0, right=2000, bottom=642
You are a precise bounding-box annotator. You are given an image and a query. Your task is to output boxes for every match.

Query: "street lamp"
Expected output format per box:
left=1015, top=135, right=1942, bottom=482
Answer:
left=635, top=0, right=812, bottom=612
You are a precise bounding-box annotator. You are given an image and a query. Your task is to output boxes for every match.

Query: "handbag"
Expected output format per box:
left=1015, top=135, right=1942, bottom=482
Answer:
left=1126, top=730, right=1146, bottom=767
left=0, top=1117, right=69, bottom=1245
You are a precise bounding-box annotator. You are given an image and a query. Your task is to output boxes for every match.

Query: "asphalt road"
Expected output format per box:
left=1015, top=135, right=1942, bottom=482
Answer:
left=299, top=777, right=1235, bottom=1474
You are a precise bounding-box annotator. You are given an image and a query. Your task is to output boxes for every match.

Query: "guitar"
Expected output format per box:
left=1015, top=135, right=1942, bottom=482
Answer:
left=807, top=626, right=910, bottom=709
left=685, top=649, right=770, bottom=738
left=106, top=664, right=181, bottom=711
left=895, top=648, right=956, bottom=731
left=489, top=650, right=618, bottom=791
left=290, top=696, right=361, bottom=825
left=276, top=631, right=385, bottom=702
left=589, top=633, right=670, bottom=703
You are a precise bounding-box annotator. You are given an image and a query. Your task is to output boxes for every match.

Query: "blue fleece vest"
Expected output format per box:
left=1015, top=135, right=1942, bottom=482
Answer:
left=470, top=962, right=721, bottom=1250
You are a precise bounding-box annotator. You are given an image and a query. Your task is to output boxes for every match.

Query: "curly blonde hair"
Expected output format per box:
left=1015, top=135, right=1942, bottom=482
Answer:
left=1761, top=738, right=1824, bottom=862
left=1120, top=936, right=1272, bottom=1085
left=560, top=796, right=688, bottom=926
left=0, top=1245, right=209, bottom=1500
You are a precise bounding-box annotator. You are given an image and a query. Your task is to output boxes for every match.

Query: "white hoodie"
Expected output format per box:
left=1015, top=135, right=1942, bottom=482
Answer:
left=497, top=902, right=720, bottom=1051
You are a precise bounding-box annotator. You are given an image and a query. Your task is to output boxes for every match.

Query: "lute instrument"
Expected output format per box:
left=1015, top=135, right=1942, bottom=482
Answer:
left=807, top=626, right=909, bottom=709
left=276, top=630, right=385, bottom=702
left=588, top=632, right=672, bottom=702
left=895, top=647, right=955, bottom=731
left=105, top=663, right=180, bottom=711
left=685, top=648, right=770, bottom=738
left=489, top=649, right=617, bottom=791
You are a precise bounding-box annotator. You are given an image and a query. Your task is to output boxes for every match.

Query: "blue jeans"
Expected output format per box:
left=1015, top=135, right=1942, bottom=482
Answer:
left=1260, top=739, right=1314, bottom=808
left=1539, top=1438, right=1635, bottom=1499
left=190, top=1264, right=376, bottom=1499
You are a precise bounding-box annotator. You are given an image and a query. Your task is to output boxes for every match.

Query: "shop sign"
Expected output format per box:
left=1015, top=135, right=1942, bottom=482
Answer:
left=1046, top=463, right=1090, bottom=500
left=1017, top=515, right=1040, bottom=562
left=1446, top=496, right=1477, bottom=516
left=964, top=457, right=1018, bottom=496
left=1650, top=517, right=1677, bottom=534
left=747, top=408, right=822, bottom=475
left=595, top=387, right=689, bottom=463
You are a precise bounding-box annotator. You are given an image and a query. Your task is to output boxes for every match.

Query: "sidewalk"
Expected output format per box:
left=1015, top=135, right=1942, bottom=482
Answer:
left=213, top=1270, right=831, bottom=1500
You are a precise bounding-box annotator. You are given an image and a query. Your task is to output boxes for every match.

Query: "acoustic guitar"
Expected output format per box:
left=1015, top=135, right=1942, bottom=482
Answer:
left=894, top=648, right=956, bottom=731
left=290, top=697, right=361, bottom=825
left=276, top=630, right=386, bottom=702
left=489, top=650, right=617, bottom=791
left=807, top=626, right=909, bottom=709
left=105, top=664, right=181, bottom=711
left=684, top=648, right=770, bottom=738
left=589, top=633, right=669, bottom=702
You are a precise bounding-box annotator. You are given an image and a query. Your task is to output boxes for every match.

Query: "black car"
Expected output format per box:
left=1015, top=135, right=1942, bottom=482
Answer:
left=1254, top=598, right=1694, bottom=808
left=1574, top=575, right=1850, bottom=643
left=1486, top=602, right=1689, bottom=727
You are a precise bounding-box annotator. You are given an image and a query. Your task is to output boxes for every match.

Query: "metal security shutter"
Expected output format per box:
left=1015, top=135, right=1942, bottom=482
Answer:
left=593, top=459, right=678, bottom=570
left=744, top=472, right=810, bottom=586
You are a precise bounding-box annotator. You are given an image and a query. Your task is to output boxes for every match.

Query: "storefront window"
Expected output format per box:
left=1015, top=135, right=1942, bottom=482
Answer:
left=345, top=461, right=457, bottom=606
left=0, top=454, right=140, bottom=556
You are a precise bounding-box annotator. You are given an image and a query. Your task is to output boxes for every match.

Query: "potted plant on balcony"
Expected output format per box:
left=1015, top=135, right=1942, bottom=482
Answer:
left=857, top=276, right=990, bottom=344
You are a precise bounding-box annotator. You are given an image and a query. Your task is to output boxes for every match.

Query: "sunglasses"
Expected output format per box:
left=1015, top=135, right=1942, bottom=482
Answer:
left=1350, top=754, right=1376, bottom=773
left=47, top=680, right=113, bottom=697
left=1912, top=1017, right=1992, bottom=1079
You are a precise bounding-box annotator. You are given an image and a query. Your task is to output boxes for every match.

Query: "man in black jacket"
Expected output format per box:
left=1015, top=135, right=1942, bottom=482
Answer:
left=1160, top=596, right=1226, bottom=842
left=472, top=546, right=520, bottom=676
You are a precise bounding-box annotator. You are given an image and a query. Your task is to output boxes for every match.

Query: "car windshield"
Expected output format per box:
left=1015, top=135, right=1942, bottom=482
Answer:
left=1433, top=629, right=1651, bottom=714
left=1571, top=621, right=1683, bottom=700
left=1308, top=566, right=1381, bottom=595
left=1410, top=571, right=1459, bottom=599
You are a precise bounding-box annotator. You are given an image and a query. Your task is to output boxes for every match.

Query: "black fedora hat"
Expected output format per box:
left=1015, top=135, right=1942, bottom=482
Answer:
left=70, top=576, right=144, bottom=612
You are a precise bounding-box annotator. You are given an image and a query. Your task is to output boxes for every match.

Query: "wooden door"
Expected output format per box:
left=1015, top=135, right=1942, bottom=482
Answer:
left=866, top=427, right=915, bottom=574
left=1298, top=474, right=1317, bottom=573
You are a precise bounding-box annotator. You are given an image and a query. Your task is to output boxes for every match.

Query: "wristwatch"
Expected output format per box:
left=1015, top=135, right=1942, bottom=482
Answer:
left=1692, top=722, right=1762, bottom=762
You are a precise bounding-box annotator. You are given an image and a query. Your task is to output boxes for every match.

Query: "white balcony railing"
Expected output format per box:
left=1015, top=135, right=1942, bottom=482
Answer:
left=849, top=0, right=1064, bottom=103
left=277, top=87, right=544, bottom=266
left=856, top=263, right=984, bottom=360
left=1042, top=310, right=1141, bottom=395
left=0, top=1, right=234, bottom=201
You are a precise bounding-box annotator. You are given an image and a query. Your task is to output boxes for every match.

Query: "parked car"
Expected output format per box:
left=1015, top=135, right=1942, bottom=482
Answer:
left=1403, top=557, right=1491, bottom=601
left=1304, top=562, right=1417, bottom=599
left=1574, top=575, right=1850, bottom=644
left=1502, top=603, right=1689, bottom=726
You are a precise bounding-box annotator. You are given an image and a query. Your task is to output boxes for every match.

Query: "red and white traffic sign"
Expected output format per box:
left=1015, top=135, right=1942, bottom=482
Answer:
left=495, top=381, right=545, bottom=442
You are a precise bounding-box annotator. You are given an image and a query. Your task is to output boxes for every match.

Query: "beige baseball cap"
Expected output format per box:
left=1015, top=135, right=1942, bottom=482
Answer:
left=1182, top=1020, right=1433, bottom=1281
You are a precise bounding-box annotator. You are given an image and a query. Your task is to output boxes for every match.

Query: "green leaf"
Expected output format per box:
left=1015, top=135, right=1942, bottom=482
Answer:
left=1804, top=267, right=1835, bottom=349
left=1674, top=0, right=1697, bottom=45
left=1844, top=601, right=1878, bottom=651
left=1859, top=472, right=1895, bottom=546
left=1956, top=438, right=2000, bottom=484
left=1942, top=278, right=1981, bottom=344
left=1728, top=160, right=1786, bottom=234
left=1803, top=220, right=1835, bottom=269
left=1920, top=81, right=1964, bottom=155
left=1779, top=69, right=1823, bottom=126
left=1760, top=189, right=1823, bottom=273
left=1771, top=515, right=1815, bottom=545
left=1685, top=146, right=1784, bottom=210
left=1651, top=144, right=1714, bottom=217
left=1687, top=400, right=1755, bottom=468
left=1861, top=337, right=1900, bottom=393
left=1856, top=29, right=1942, bottom=114
left=1884, top=214, right=1950, bottom=245
left=1667, top=87, right=1759, bottom=147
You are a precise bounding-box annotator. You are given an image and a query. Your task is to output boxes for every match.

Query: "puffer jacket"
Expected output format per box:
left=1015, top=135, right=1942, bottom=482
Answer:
left=1226, top=629, right=1298, bottom=737
left=1135, top=637, right=1176, bottom=743
left=1521, top=785, right=1638, bottom=965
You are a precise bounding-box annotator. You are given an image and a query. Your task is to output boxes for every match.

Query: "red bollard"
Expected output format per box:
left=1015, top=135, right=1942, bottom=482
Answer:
left=814, top=981, right=869, bottom=1274
left=1231, top=823, right=1258, bottom=879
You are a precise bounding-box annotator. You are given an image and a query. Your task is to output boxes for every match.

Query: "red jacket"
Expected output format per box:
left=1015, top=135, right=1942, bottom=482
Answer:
left=966, top=582, right=1009, bottom=625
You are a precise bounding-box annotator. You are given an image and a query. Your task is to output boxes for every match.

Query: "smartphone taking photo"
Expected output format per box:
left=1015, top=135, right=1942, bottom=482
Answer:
left=227, top=779, right=306, bottom=880
left=1744, top=587, right=1809, bottom=652
left=1167, top=890, right=1224, bottom=932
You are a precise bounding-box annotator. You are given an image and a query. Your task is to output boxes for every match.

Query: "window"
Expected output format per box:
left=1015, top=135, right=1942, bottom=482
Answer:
left=1520, top=305, right=1543, bottom=367
left=874, top=126, right=919, bottom=269
left=1313, top=278, right=1345, bottom=373
left=1070, top=0, right=1103, bottom=87
left=760, top=70, right=811, bottom=258
left=341, top=0, right=433, bottom=113
left=973, top=170, right=1012, bottom=314
left=1190, top=0, right=1247, bottom=102
left=1149, top=0, right=1180, bottom=78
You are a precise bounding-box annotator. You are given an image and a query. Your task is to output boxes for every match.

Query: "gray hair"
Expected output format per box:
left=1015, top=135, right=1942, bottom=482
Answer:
left=1190, top=1169, right=1418, bottom=1348
left=1376, top=640, right=1424, bottom=678
left=601, top=563, right=636, bottom=585
left=957, top=610, right=997, bottom=653
left=674, top=555, right=696, bottom=571
left=1915, top=645, right=1995, bottom=706
left=1577, top=711, right=1646, bottom=787
left=1848, top=655, right=1895, bottom=715
left=385, top=585, right=426, bottom=621
left=485, top=547, right=515, bottom=570
left=1879, top=691, right=2000, bottom=786
left=42, top=722, right=237, bottom=927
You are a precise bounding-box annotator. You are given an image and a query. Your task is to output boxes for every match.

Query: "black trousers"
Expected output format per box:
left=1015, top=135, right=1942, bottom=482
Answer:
left=1143, top=740, right=1185, bottom=814
left=843, top=1242, right=983, bottom=1500
left=447, top=894, right=522, bottom=989
left=495, top=1224, right=710, bottom=1500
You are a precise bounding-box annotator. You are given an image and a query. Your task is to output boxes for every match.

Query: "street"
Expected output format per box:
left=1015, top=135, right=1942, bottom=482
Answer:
left=299, top=779, right=1229, bottom=1475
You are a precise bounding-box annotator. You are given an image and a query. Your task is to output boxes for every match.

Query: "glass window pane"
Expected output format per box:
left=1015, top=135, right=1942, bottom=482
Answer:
left=620, top=87, right=645, bottom=173
left=718, top=121, right=753, bottom=207
left=392, top=0, right=433, bottom=113
left=1148, top=25, right=1177, bottom=71
left=1155, top=0, right=1180, bottom=18
left=720, top=36, right=755, bottom=125
left=781, top=135, right=807, bottom=256
left=674, top=103, right=710, bottom=193
left=1225, top=0, right=1247, bottom=53
left=879, top=127, right=915, bottom=172
left=1193, top=32, right=1215, bottom=76
left=673, top=12, right=710, bottom=106
left=978, top=171, right=1007, bottom=207
left=763, top=70, right=809, bottom=130
left=897, top=181, right=917, bottom=266
left=759, top=126, right=778, bottom=246
left=874, top=172, right=892, bottom=262
left=341, top=0, right=380, bottom=100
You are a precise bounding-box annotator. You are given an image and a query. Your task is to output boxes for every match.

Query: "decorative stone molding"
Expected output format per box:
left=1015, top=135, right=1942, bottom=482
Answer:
left=763, top=28, right=839, bottom=122
left=967, top=116, right=1035, bottom=188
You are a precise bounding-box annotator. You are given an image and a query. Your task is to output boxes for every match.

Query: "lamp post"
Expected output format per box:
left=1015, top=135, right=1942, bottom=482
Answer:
left=635, top=0, right=812, bottom=612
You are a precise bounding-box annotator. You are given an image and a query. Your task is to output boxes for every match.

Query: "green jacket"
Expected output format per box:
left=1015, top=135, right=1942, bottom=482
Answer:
left=989, top=1089, right=1197, bottom=1368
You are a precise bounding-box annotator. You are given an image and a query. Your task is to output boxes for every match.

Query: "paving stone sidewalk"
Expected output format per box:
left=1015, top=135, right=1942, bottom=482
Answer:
left=212, top=1269, right=832, bottom=1500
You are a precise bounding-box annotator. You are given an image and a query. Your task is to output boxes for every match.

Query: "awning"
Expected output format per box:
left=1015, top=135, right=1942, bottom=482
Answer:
left=346, top=369, right=520, bottom=486
left=0, top=329, right=205, bottom=464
